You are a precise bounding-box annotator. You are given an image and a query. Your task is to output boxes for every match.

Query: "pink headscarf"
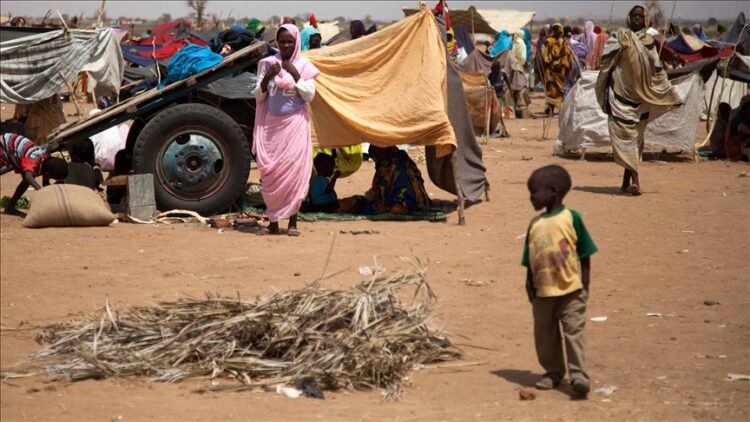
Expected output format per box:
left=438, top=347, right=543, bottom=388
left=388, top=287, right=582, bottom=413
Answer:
left=259, top=24, right=320, bottom=90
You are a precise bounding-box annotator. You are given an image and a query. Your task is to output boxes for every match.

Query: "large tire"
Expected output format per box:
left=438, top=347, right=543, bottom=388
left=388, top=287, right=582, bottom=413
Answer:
left=132, top=103, right=250, bottom=216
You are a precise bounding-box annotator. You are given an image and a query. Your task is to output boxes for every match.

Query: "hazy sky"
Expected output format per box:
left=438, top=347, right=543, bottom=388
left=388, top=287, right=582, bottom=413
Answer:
left=2, top=1, right=748, bottom=22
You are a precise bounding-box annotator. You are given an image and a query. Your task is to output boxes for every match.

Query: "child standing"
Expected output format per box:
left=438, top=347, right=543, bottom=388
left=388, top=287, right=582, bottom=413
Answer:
left=0, top=133, right=68, bottom=216
left=522, top=165, right=597, bottom=397
left=65, top=138, right=103, bottom=191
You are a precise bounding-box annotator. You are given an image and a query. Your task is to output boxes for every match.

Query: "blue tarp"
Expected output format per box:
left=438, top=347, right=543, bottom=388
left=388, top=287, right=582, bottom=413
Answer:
left=121, top=44, right=160, bottom=67
left=157, top=44, right=223, bottom=89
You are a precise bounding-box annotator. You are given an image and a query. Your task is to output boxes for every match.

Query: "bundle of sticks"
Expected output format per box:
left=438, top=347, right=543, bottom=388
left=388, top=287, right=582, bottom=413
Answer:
left=32, top=264, right=459, bottom=399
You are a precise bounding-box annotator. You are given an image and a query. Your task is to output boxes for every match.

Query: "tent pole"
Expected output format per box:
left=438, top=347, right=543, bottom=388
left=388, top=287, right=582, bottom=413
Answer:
left=96, top=0, right=106, bottom=27
left=470, top=7, right=475, bottom=41
left=59, top=71, right=82, bottom=119
left=452, top=151, right=465, bottom=225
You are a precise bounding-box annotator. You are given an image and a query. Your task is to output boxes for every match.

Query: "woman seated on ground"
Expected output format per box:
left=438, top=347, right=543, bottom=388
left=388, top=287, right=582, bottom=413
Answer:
left=360, top=145, right=429, bottom=215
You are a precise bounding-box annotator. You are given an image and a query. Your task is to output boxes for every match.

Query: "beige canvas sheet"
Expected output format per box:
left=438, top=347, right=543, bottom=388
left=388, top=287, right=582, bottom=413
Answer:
left=304, top=7, right=456, bottom=157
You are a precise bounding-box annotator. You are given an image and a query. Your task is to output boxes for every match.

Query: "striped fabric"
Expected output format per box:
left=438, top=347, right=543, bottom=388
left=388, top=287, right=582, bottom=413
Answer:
left=1, top=28, right=122, bottom=103
left=0, top=133, right=47, bottom=175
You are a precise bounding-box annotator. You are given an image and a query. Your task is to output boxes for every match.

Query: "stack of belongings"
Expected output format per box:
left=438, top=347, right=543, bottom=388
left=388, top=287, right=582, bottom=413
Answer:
left=119, top=21, right=264, bottom=99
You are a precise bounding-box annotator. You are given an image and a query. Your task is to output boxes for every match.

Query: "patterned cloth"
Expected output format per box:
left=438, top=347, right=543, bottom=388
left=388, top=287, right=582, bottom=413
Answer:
left=368, top=149, right=429, bottom=215
left=541, top=24, right=573, bottom=107
left=0, top=133, right=47, bottom=175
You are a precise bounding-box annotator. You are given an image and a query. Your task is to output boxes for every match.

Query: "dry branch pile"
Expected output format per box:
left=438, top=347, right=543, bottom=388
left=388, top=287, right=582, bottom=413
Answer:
left=32, top=265, right=459, bottom=398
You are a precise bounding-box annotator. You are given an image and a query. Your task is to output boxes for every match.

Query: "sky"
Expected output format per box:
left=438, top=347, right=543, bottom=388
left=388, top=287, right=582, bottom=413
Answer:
left=2, top=1, right=748, bottom=22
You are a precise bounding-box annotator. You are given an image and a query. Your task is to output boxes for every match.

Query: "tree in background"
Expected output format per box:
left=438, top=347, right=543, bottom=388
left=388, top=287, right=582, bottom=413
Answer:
left=186, top=0, right=207, bottom=29
left=707, top=17, right=718, bottom=26
left=160, top=13, right=172, bottom=22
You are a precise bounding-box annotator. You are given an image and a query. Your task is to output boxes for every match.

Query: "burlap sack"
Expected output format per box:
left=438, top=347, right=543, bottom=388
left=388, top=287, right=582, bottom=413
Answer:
left=23, top=184, right=116, bottom=228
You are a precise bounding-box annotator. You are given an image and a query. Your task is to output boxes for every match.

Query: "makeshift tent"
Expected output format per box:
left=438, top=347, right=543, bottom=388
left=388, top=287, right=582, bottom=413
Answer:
left=303, top=21, right=341, bottom=44
left=659, top=34, right=732, bottom=63
left=1, top=28, right=124, bottom=103
left=702, top=55, right=748, bottom=120
left=403, top=7, right=534, bottom=35
left=557, top=71, right=703, bottom=155
left=303, top=7, right=488, bottom=209
left=459, top=72, right=500, bottom=131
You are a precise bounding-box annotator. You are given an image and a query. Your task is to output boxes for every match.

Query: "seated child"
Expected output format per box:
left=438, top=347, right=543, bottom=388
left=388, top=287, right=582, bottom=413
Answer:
left=522, top=165, right=597, bottom=398
left=0, top=133, right=68, bottom=216
left=65, top=138, right=103, bottom=191
left=303, top=152, right=340, bottom=213
left=106, top=149, right=132, bottom=213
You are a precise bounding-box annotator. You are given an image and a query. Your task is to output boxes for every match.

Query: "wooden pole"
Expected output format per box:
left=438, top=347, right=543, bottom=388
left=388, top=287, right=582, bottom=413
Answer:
left=470, top=7, right=475, bottom=41
left=452, top=150, right=465, bottom=226
left=607, top=0, right=615, bottom=30
left=58, top=71, right=82, bottom=118
left=96, top=0, right=106, bottom=27
left=484, top=77, right=491, bottom=144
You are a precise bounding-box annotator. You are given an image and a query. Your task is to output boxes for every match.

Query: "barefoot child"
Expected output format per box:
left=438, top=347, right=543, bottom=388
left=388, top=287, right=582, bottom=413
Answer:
left=1, top=133, right=68, bottom=216
left=522, top=165, right=597, bottom=397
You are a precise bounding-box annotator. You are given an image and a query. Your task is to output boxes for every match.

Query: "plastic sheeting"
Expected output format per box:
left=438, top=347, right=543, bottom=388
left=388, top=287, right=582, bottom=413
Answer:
left=702, top=71, right=747, bottom=120
left=304, top=7, right=456, bottom=156
left=1, top=28, right=124, bottom=103
left=558, top=70, right=703, bottom=153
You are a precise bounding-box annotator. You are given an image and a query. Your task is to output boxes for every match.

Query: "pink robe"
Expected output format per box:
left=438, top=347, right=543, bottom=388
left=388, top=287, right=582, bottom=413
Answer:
left=253, top=24, right=320, bottom=222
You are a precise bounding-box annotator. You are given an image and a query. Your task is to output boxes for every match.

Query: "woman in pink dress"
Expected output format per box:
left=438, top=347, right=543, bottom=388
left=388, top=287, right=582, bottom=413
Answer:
left=253, top=24, right=320, bottom=236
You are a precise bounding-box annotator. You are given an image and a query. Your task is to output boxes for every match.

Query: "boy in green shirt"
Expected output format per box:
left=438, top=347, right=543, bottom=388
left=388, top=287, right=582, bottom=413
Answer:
left=522, top=165, right=597, bottom=398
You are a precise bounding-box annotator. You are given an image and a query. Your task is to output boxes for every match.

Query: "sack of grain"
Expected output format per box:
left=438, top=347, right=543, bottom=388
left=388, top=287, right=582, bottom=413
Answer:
left=23, top=184, right=116, bottom=228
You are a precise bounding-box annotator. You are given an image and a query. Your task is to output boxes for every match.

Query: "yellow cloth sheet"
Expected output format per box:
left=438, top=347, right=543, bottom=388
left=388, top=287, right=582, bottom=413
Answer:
left=303, top=7, right=456, bottom=157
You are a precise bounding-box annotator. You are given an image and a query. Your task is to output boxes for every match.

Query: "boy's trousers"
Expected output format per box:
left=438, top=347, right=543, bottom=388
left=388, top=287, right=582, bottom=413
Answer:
left=532, top=288, right=589, bottom=382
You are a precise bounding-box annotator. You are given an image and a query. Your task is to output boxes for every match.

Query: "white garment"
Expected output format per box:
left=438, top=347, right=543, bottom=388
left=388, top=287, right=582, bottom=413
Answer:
left=88, top=109, right=126, bottom=171
left=646, top=27, right=660, bottom=36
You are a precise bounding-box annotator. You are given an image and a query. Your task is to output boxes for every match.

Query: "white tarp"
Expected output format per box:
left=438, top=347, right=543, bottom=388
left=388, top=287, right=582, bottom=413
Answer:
left=702, top=72, right=747, bottom=120
left=0, top=28, right=123, bottom=103
left=475, top=9, right=536, bottom=34
left=558, top=70, right=703, bottom=153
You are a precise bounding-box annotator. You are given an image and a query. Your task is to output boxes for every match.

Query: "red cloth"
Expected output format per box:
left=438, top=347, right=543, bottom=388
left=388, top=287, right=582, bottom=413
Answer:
left=309, top=14, right=318, bottom=29
left=188, top=36, right=208, bottom=46
left=659, top=42, right=733, bottom=63
left=137, top=40, right=188, bottom=60
left=432, top=1, right=451, bottom=30
left=151, top=20, right=191, bottom=35
left=136, top=33, right=175, bottom=46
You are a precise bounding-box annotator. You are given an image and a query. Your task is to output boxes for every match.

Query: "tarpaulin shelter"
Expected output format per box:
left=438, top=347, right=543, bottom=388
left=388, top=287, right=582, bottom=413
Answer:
left=1, top=27, right=124, bottom=103
left=403, top=6, right=535, bottom=35
left=304, top=6, right=488, bottom=217
left=659, top=34, right=732, bottom=63
left=303, top=21, right=341, bottom=44
left=459, top=72, right=500, bottom=131
left=557, top=71, right=703, bottom=156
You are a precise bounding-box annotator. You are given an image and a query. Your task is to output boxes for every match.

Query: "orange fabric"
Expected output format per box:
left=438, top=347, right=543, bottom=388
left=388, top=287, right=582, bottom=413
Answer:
left=303, top=7, right=456, bottom=157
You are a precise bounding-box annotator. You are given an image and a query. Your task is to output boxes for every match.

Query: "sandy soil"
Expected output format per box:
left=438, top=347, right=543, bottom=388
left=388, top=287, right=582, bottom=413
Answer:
left=1, top=96, right=749, bottom=421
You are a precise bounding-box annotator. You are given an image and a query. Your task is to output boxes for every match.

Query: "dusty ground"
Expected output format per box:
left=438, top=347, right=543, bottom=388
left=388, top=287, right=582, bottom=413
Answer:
left=1, top=96, right=749, bottom=421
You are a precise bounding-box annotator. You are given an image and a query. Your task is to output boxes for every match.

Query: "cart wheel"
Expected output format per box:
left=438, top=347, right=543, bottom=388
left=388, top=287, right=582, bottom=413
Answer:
left=133, top=103, right=251, bottom=216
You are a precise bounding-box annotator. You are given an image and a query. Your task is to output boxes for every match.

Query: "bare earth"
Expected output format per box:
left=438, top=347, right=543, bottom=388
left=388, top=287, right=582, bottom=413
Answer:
left=1, top=97, right=749, bottom=421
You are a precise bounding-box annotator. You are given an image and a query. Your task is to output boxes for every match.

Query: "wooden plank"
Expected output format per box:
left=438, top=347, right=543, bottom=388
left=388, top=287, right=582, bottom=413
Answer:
left=46, top=42, right=268, bottom=147
left=126, top=173, right=156, bottom=221
left=102, top=175, right=128, bottom=186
